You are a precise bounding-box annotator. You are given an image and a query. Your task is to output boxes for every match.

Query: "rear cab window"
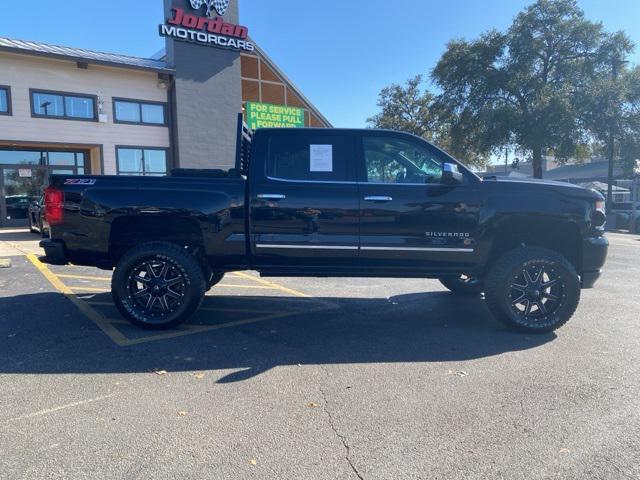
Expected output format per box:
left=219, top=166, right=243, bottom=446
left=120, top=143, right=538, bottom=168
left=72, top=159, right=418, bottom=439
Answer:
left=266, top=134, right=354, bottom=182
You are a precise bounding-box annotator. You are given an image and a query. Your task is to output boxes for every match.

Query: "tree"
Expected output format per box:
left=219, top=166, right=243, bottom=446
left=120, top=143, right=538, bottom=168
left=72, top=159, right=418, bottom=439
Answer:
left=432, top=0, right=616, bottom=178
left=367, top=75, right=437, bottom=139
left=367, top=75, right=489, bottom=168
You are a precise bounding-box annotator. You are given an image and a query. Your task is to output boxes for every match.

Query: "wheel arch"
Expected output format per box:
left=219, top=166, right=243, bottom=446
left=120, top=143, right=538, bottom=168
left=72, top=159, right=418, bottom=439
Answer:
left=483, top=216, right=583, bottom=275
left=108, top=215, right=205, bottom=264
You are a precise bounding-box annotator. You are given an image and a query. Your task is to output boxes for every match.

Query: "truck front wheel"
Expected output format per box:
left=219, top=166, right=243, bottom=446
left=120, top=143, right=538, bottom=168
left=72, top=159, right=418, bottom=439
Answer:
left=484, top=247, right=580, bottom=333
left=112, top=242, right=206, bottom=329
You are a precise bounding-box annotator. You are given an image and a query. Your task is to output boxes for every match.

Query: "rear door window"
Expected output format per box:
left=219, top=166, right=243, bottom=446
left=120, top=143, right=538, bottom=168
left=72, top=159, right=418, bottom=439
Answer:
left=267, top=135, right=353, bottom=182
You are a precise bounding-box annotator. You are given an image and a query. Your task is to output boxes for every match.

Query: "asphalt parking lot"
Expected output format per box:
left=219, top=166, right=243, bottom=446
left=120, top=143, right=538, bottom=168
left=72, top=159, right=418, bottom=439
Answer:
left=1, top=229, right=639, bottom=480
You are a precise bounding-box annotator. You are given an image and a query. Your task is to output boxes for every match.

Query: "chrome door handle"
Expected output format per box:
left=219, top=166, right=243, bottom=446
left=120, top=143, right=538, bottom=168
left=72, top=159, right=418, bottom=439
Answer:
left=364, top=196, right=393, bottom=202
left=257, top=194, right=286, bottom=200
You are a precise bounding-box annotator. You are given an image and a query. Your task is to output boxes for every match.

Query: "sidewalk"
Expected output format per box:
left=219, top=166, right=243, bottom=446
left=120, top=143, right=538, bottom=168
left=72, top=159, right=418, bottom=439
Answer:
left=0, top=228, right=43, bottom=257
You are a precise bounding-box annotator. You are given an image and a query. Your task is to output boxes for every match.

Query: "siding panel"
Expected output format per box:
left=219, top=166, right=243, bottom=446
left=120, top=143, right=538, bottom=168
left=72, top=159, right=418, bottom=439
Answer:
left=0, top=53, right=170, bottom=174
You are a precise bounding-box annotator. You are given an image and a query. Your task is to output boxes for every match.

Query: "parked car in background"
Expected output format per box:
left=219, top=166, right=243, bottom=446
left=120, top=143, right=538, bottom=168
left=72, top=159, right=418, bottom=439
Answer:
left=28, top=195, right=48, bottom=236
left=5, top=195, right=30, bottom=221
left=612, top=202, right=640, bottom=234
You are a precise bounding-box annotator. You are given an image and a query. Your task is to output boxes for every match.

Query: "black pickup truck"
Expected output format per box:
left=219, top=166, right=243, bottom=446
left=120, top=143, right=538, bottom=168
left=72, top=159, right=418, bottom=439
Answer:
left=40, top=119, right=609, bottom=333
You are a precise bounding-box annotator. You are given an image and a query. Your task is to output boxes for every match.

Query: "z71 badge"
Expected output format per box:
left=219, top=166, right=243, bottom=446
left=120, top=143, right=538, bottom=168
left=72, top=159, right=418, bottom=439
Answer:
left=64, top=179, right=96, bottom=185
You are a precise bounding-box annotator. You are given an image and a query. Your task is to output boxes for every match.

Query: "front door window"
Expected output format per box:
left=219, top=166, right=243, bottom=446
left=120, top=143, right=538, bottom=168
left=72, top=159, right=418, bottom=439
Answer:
left=363, top=136, right=444, bottom=185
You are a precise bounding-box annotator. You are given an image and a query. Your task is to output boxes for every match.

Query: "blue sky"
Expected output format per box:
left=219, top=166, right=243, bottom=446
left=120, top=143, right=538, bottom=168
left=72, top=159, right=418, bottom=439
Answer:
left=1, top=0, right=639, bottom=127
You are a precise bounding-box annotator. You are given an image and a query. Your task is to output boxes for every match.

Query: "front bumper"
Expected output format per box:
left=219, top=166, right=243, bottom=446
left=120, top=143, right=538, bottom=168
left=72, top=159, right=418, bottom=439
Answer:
left=39, top=239, right=67, bottom=265
left=581, top=235, right=609, bottom=289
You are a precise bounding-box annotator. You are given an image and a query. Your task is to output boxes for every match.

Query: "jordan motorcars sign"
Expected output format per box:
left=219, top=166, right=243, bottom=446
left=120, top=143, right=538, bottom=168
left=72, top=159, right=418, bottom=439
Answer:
left=160, top=1, right=254, bottom=52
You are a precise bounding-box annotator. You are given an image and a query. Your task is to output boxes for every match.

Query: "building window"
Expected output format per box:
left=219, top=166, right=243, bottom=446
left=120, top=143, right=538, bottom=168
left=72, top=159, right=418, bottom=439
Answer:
left=114, top=99, right=167, bottom=126
left=0, top=86, right=11, bottom=115
left=0, top=148, right=87, bottom=174
left=31, top=90, right=96, bottom=121
left=116, top=147, right=167, bottom=176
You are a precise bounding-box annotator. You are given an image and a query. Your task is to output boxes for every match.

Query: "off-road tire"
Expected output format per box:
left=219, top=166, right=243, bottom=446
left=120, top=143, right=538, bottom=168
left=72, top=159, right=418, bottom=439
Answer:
left=439, top=275, right=484, bottom=295
left=484, top=247, right=580, bottom=333
left=112, top=242, right=206, bottom=330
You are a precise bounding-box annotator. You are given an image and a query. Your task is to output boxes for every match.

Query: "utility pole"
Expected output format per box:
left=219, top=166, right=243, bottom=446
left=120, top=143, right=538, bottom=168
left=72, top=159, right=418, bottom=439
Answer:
left=504, top=146, right=508, bottom=174
left=632, top=161, right=640, bottom=234
left=606, top=56, right=629, bottom=216
left=606, top=59, right=618, bottom=216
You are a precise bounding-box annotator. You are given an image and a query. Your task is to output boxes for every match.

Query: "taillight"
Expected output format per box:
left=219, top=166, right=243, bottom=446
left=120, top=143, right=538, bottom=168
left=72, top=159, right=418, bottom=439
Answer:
left=44, top=187, right=65, bottom=226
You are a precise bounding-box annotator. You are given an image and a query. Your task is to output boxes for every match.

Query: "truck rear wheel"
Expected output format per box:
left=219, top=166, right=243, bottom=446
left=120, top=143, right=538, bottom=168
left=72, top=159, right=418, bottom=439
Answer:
left=112, top=242, right=206, bottom=330
left=439, top=274, right=483, bottom=295
left=484, top=247, right=580, bottom=333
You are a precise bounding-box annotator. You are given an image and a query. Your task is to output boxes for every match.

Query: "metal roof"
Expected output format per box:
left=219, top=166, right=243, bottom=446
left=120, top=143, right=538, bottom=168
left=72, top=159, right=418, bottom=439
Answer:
left=0, top=37, right=173, bottom=73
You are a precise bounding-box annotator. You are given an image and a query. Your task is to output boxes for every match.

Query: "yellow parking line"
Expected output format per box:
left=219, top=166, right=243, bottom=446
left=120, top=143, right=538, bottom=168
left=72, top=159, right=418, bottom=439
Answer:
left=26, top=254, right=131, bottom=346
left=234, top=271, right=312, bottom=298
left=57, top=274, right=111, bottom=281
left=27, top=257, right=321, bottom=347
left=70, top=286, right=109, bottom=293
left=84, top=301, right=288, bottom=315
left=216, top=283, right=278, bottom=289
left=122, top=310, right=320, bottom=346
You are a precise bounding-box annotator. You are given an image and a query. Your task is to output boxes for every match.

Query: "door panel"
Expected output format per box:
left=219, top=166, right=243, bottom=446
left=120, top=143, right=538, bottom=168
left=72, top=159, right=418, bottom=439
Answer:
left=250, top=132, right=360, bottom=268
left=358, top=183, right=481, bottom=270
left=251, top=181, right=360, bottom=266
left=357, top=134, right=481, bottom=272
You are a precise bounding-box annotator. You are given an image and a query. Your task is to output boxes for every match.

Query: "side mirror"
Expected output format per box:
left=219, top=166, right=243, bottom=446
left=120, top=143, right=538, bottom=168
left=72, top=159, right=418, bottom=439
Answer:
left=442, top=163, right=463, bottom=185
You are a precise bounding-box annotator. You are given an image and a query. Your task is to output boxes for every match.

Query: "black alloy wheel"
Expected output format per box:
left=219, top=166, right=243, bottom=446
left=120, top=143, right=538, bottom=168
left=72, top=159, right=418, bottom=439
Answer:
left=485, top=247, right=580, bottom=333
left=112, top=242, right=206, bottom=329
left=508, top=264, right=563, bottom=319
left=127, top=260, right=187, bottom=319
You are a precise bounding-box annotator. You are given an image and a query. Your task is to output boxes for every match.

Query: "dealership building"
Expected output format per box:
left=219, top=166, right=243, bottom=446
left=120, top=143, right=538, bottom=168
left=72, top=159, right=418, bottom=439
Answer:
left=0, top=0, right=330, bottom=226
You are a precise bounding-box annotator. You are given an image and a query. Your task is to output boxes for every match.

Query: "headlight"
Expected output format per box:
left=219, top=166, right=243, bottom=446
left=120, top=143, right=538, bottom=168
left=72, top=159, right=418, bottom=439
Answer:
left=592, top=200, right=606, bottom=228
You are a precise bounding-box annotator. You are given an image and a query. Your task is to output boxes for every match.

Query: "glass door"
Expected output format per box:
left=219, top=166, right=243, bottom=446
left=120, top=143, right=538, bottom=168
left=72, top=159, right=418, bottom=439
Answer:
left=0, top=148, right=88, bottom=227
left=1, top=167, right=48, bottom=227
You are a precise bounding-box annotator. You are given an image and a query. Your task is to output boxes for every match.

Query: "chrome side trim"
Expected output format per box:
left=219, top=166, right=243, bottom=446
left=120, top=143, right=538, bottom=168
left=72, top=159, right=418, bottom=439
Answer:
left=256, top=244, right=474, bottom=253
left=257, top=194, right=286, bottom=200
left=361, top=246, right=475, bottom=252
left=265, top=176, right=448, bottom=187
left=364, top=196, right=393, bottom=202
left=266, top=176, right=357, bottom=185
left=257, top=244, right=358, bottom=250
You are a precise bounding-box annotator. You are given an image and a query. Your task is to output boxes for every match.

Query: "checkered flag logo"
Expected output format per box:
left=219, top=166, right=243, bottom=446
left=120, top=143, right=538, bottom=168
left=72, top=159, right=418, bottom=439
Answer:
left=213, top=0, right=230, bottom=16
left=189, top=0, right=230, bottom=17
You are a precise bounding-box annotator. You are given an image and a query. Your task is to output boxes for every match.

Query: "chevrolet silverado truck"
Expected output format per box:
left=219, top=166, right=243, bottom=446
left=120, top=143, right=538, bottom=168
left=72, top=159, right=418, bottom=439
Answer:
left=40, top=118, right=609, bottom=333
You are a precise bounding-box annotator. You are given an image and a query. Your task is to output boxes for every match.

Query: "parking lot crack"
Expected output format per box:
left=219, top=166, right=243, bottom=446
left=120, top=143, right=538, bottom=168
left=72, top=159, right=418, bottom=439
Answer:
left=318, top=374, right=364, bottom=480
